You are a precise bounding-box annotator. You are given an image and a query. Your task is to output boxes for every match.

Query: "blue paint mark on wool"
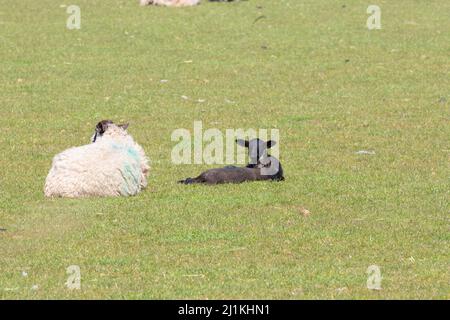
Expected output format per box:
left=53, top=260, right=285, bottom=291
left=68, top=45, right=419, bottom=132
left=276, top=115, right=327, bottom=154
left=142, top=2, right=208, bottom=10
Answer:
left=126, top=147, right=139, bottom=160
left=109, top=143, right=142, bottom=195
left=121, top=163, right=140, bottom=195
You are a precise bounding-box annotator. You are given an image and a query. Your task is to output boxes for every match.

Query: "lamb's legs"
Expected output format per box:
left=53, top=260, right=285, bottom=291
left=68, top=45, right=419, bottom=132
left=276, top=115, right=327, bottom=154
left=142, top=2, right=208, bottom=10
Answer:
left=177, top=174, right=206, bottom=184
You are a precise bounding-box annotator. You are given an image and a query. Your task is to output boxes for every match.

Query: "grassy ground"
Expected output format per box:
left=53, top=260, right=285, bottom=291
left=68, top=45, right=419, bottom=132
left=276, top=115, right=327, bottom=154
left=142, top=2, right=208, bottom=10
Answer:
left=0, top=0, right=449, bottom=299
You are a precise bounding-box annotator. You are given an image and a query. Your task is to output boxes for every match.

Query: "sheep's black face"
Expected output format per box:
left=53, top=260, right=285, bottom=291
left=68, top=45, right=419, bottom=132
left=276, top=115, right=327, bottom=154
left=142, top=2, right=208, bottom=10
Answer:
left=91, top=120, right=130, bottom=143
left=236, top=138, right=276, bottom=166
left=91, top=120, right=113, bottom=143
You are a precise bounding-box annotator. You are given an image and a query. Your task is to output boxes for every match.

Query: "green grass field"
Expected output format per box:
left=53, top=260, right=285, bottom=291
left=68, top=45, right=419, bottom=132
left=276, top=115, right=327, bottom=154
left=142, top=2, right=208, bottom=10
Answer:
left=0, top=0, right=449, bottom=299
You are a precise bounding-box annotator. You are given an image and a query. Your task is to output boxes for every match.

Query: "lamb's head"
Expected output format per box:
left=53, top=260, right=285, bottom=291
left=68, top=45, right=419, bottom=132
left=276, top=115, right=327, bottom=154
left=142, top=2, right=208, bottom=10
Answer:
left=236, top=138, right=276, bottom=167
left=91, top=120, right=129, bottom=143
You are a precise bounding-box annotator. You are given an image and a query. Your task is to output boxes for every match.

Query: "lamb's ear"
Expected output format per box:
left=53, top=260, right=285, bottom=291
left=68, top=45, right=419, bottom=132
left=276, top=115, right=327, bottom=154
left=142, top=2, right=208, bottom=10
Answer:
left=266, top=140, right=276, bottom=148
left=119, top=123, right=129, bottom=130
left=235, top=139, right=249, bottom=148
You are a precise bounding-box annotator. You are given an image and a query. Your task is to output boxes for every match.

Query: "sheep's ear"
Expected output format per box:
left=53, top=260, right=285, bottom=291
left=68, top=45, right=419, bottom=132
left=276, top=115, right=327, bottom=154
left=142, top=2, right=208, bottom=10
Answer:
left=266, top=140, right=276, bottom=148
left=236, top=139, right=249, bottom=148
left=96, top=121, right=110, bottom=134
left=119, top=123, right=129, bottom=130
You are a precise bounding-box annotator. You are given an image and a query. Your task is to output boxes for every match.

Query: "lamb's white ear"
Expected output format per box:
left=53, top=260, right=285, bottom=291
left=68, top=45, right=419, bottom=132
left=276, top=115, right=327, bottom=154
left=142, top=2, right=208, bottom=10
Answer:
left=236, top=139, right=249, bottom=148
left=119, top=123, right=129, bottom=130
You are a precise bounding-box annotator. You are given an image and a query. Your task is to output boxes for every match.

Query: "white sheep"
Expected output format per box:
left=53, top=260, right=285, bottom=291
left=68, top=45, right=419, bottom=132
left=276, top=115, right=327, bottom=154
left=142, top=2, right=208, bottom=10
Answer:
left=44, top=120, right=150, bottom=198
left=139, top=0, right=200, bottom=7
